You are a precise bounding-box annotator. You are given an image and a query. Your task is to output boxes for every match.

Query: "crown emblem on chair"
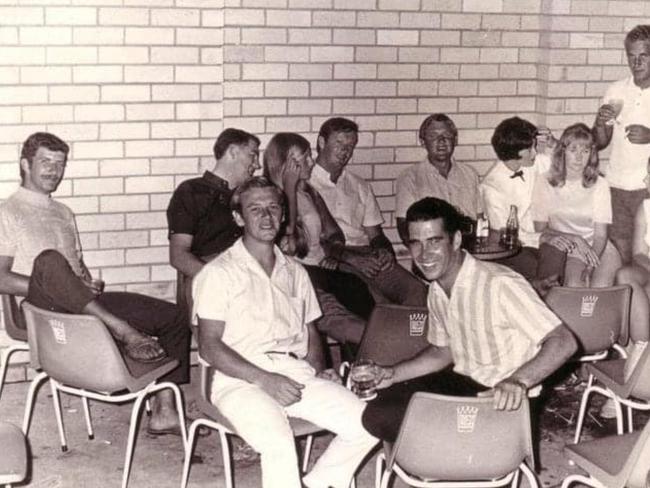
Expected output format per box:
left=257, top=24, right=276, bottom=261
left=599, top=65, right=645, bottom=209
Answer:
left=456, top=405, right=479, bottom=433
left=409, top=313, right=426, bottom=336
left=580, top=295, right=598, bottom=317
left=48, top=319, right=67, bottom=344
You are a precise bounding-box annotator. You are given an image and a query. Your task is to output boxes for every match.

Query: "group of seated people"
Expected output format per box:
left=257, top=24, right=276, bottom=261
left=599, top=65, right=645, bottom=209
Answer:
left=0, top=101, right=648, bottom=486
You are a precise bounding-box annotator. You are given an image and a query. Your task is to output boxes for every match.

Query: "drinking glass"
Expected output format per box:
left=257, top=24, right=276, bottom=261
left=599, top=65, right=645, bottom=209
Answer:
left=350, top=359, right=379, bottom=401
left=605, top=99, right=624, bottom=126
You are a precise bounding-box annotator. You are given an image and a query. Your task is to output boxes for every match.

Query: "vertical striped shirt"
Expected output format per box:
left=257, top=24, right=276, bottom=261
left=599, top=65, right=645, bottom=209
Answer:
left=427, top=252, right=561, bottom=387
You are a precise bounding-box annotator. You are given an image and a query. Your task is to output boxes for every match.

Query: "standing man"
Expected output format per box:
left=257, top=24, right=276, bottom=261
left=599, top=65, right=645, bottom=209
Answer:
left=167, top=128, right=260, bottom=307
left=192, top=176, right=377, bottom=488
left=361, top=197, right=577, bottom=443
left=0, top=132, right=190, bottom=435
left=395, top=114, right=482, bottom=246
left=593, top=25, right=650, bottom=264
left=310, top=117, right=427, bottom=305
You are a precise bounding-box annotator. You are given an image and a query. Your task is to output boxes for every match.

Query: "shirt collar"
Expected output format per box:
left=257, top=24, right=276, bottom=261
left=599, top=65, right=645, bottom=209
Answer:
left=231, top=237, right=289, bottom=278
left=13, top=186, right=53, bottom=208
left=423, top=158, right=457, bottom=178
left=311, top=163, right=338, bottom=188
left=202, top=171, right=230, bottom=191
left=430, top=250, right=475, bottom=298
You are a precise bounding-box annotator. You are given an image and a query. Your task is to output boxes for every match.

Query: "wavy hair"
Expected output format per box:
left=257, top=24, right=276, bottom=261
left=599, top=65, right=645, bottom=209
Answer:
left=548, top=123, right=600, bottom=188
left=263, top=132, right=311, bottom=189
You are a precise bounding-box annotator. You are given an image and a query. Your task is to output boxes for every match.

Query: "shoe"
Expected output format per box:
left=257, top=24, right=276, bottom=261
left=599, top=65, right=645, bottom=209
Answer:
left=231, top=438, right=259, bottom=466
left=624, top=341, right=647, bottom=380
left=123, top=336, right=167, bottom=363
left=599, top=398, right=618, bottom=419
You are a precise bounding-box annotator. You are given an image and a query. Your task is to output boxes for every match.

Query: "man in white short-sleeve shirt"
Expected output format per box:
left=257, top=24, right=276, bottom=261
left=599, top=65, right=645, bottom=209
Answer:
left=593, top=24, right=650, bottom=264
left=192, top=176, right=377, bottom=488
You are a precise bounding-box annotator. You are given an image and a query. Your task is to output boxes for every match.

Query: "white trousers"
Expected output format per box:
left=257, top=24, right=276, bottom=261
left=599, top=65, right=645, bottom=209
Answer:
left=212, top=355, right=378, bottom=488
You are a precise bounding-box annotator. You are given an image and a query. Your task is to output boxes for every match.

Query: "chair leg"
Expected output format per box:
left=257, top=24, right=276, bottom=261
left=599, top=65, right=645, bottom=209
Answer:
left=121, top=392, right=148, bottom=488
left=0, top=344, right=29, bottom=400
left=519, top=462, right=539, bottom=488
left=22, top=371, right=48, bottom=435
left=302, top=434, right=314, bottom=473
left=49, top=380, right=68, bottom=452
left=82, top=397, right=94, bottom=440
left=181, top=421, right=203, bottom=488
left=614, top=400, right=624, bottom=435
left=573, top=375, right=594, bottom=443
left=375, top=452, right=385, bottom=488
left=626, top=405, right=634, bottom=433
left=561, top=473, right=602, bottom=488
left=510, top=467, right=520, bottom=487
left=219, top=431, right=234, bottom=488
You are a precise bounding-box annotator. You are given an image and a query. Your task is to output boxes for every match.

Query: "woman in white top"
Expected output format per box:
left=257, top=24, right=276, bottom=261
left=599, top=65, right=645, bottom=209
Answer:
left=263, top=132, right=375, bottom=343
left=533, top=123, right=621, bottom=287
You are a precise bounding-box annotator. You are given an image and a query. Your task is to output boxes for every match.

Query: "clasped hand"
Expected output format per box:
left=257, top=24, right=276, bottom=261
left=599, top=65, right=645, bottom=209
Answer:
left=259, top=372, right=304, bottom=406
left=477, top=377, right=527, bottom=411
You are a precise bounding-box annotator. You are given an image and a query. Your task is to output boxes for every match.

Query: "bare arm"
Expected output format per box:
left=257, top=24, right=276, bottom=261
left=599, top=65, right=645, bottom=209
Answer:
left=198, top=316, right=305, bottom=406
left=535, top=221, right=598, bottom=265
left=169, top=233, right=205, bottom=278
left=0, top=255, right=29, bottom=296
left=632, top=203, right=650, bottom=272
left=304, top=321, right=326, bottom=373
left=377, top=344, right=453, bottom=388
left=365, top=224, right=395, bottom=256
left=592, top=104, right=614, bottom=150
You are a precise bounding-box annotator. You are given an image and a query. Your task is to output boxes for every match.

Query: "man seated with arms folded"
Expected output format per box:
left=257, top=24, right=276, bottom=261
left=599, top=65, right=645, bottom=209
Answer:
left=395, top=113, right=482, bottom=246
left=309, top=117, right=427, bottom=306
left=480, top=116, right=568, bottom=287
left=361, top=197, right=577, bottom=443
left=192, top=176, right=377, bottom=488
left=166, top=128, right=261, bottom=310
left=0, top=132, right=190, bottom=436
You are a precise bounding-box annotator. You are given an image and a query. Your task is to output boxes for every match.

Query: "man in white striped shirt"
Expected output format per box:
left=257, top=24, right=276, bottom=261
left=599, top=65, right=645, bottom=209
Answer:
left=362, top=197, right=577, bottom=442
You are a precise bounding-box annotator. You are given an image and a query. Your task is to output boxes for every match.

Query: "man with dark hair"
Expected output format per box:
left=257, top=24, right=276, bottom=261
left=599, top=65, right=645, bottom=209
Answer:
left=361, top=197, right=577, bottom=443
left=480, top=116, right=568, bottom=283
left=0, top=132, right=190, bottom=436
left=193, top=176, right=377, bottom=488
left=310, top=117, right=427, bottom=305
left=593, top=24, right=650, bottom=264
left=166, top=128, right=260, bottom=305
left=395, top=114, right=482, bottom=245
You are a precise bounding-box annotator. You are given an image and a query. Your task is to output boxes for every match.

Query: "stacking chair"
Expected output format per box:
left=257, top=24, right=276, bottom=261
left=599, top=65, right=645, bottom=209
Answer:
left=181, top=358, right=326, bottom=488
left=0, top=295, right=29, bottom=400
left=0, top=421, right=28, bottom=488
left=20, top=302, right=186, bottom=488
left=574, top=341, right=650, bottom=443
left=544, top=285, right=631, bottom=362
left=561, top=418, right=650, bottom=488
left=375, top=392, right=539, bottom=488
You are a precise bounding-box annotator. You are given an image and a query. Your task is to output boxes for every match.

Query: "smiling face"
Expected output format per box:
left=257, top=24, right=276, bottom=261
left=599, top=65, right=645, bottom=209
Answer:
left=407, top=218, right=461, bottom=283
left=564, top=139, right=592, bottom=180
left=233, top=186, right=284, bottom=244
left=626, top=39, right=650, bottom=89
left=230, top=139, right=261, bottom=188
left=287, top=145, right=315, bottom=181
left=317, top=130, right=358, bottom=181
left=21, top=147, right=67, bottom=195
left=420, top=121, right=457, bottom=166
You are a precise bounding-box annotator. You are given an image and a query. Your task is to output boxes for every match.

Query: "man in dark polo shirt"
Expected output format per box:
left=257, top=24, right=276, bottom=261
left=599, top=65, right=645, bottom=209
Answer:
left=167, top=128, right=261, bottom=308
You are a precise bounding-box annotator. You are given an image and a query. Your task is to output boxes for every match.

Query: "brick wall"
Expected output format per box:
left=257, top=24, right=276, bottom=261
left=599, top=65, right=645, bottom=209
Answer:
left=0, top=0, right=648, bottom=310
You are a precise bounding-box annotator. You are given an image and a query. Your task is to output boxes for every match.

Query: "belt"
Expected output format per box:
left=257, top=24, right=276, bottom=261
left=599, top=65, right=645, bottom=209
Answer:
left=265, top=351, right=298, bottom=359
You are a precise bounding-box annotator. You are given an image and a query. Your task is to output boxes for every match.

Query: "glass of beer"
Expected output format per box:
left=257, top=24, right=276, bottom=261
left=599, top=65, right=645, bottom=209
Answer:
left=350, top=359, right=379, bottom=401
left=606, top=99, right=624, bottom=126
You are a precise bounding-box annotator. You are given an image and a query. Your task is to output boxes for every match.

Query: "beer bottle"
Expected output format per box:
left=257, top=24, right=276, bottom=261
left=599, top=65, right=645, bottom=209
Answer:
left=504, top=205, right=519, bottom=249
left=476, top=212, right=489, bottom=247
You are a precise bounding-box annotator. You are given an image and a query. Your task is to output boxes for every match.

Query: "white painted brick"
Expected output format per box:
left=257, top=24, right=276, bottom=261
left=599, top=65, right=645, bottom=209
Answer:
left=288, top=28, right=331, bottom=45
left=311, top=81, right=353, bottom=97
left=99, top=46, right=148, bottom=64
left=0, top=27, right=18, bottom=45
left=125, top=66, right=173, bottom=83
left=267, top=9, right=311, bottom=26
left=100, top=230, right=148, bottom=248
left=20, top=26, right=72, bottom=45
left=589, top=16, right=623, bottom=33
left=374, top=131, right=416, bottom=147
left=377, top=30, right=419, bottom=46
left=76, top=213, right=124, bottom=232
left=332, top=98, right=375, bottom=114
left=177, top=66, right=222, bottom=83
left=75, top=104, right=124, bottom=122
left=587, top=49, right=622, bottom=65
left=0, top=7, right=44, bottom=25
left=48, top=123, right=99, bottom=142
left=126, top=211, right=166, bottom=229
left=73, top=27, right=124, bottom=45
left=150, top=228, right=169, bottom=246
left=126, top=103, right=175, bottom=121
left=0, top=107, right=21, bottom=125
left=264, top=81, right=309, bottom=97
left=0, top=125, right=43, bottom=144
left=47, top=47, right=97, bottom=64
left=333, top=29, right=375, bottom=45
left=264, top=46, right=309, bottom=62
left=440, top=47, right=479, bottom=64
left=463, top=0, right=503, bottom=12
left=418, top=97, right=458, bottom=113
left=177, top=102, right=223, bottom=120
left=125, top=27, right=174, bottom=45
left=56, top=196, right=98, bottom=214
left=357, top=47, right=397, bottom=63
left=23, top=104, right=73, bottom=123
left=202, top=9, right=224, bottom=27
left=334, top=64, right=377, bottom=79
left=83, top=249, right=125, bottom=267
left=550, top=15, right=589, bottom=32
left=311, top=46, right=354, bottom=63
left=398, top=81, right=438, bottom=96
left=151, top=158, right=198, bottom=175
left=99, top=7, right=149, bottom=26
left=462, top=31, right=501, bottom=47
left=441, top=13, right=481, bottom=29
left=500, top=64, right=537, bottom=79
left=420, top=30, right=461, bottom=46
left=151, top=8, right=199, bottom=26
left=357, top=11, right=398, bottom=28
left=223, top=99, right=240, bottom=115
left=289, top=64, right=332, bottom=80
left=101, top=194, right=149, bottom=212
left=334, top=0, right=374, bottom=8
left=355, top=115, right=395, bottom=131
left=0, top=86, right=47, bottom=105
left=20, top=66, right=71, bottom=84
left=288, top=98, right=331, bottom=114
left=421, top=64, right=459, bottom=79
left=266, top=117, right=310, bottom=133
left=241, top=28, right=287, bottom=44
left=502, top=32, right=539, bottom=47
left=151, top=121, right=199, bottom=139
left=400, top=12, right=440, bottom=28
left=73, top=141, right=123, bottom=159
left=75, top=177, right=123, bottom=195
left=242, top=63, right=288, bottom=80
left=125, top=140, right=174, bottom=158
left=149, top=266, right=177, bottom=284
left=378, top=64, right=418, bottom=80
left=102, top=266, right=150, bottom=284
left=125, top=176, right=174, bottom=194
left=503, top=0, right=541, bottom=13
left=178, top=27, right=223, bottom=45
left=73, top=66, right=122, bottom=83
left=101, top=85, right=150, bottom=103
left=101, top=122, right=150, bottom=140
left=290, top=0, right=332, bottom=7
left=1, top=47, right=45, bottom=65
left=100, top=158, right=149, bottom=176
left=224, top=27, right=240, bottom=44
left=377, top=98, right=417, bottom=114
left=203, top=85, right=223, bottom=102
left=126, top=246, right=168, bottom=264
left=225, top=81, right=263, bottom=98
left=517, top=80, right=538, bottom=95
left=481, top=14, right=520, bottom=30
left=479, top=81, right=517, bottom=96
left=153, top=84, right=200, bottom=101
left=201, top=47, right=224, bottom=64
left=225, top=64, right=241, bottom=81
left=46, top=7, right=96, bottom=25
left=224, top=45, right=263, bottom=62
left=314, top=11, right=356, bottom=27
left=547, top=82, right=585, bottom=98
left=459, top=97, right=497, bottom=112
left=355, top=81, right=396, bottom=97
left=460, top=64, right=498, bottom=79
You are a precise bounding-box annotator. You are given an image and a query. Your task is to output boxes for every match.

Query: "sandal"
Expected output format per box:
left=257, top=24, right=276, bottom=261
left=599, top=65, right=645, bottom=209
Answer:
left=123, top=336, right=167, bottom=363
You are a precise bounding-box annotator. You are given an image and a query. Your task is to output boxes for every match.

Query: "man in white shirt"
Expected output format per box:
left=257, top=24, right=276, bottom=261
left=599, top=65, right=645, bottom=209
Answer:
left=192, top=176, right=377, bottom=488
left=593, top=24, right=650, bottom=264
left=310, top=117, right=427, bottom=305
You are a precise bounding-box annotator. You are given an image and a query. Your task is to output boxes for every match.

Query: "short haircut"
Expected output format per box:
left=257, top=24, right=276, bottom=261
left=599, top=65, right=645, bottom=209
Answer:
left=263, top=132, right=311, bottom=188
left=317, top=117, right=358, bottom=153
left=20, top=132, right=70, bottom=181
left=230, top=175, right=284, bottom=213
left=405, top=197, right=472, bottom=237
left=548, top=122, right=600, bottom=189
left=418, top=113, right=458, bottom=141
left=625, top=25, right=650, bottom=46
left=491, top=116, right=538, bottom=162
left=213, top=128, right=260, bottom=161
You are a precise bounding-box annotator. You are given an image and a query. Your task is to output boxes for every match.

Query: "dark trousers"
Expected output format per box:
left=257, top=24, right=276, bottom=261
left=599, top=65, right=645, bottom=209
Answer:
left=496, top=243, right=566, bottom=283
left=361, top=369, right=488, bottom=443
left=27, top=250, right=191, bottom=385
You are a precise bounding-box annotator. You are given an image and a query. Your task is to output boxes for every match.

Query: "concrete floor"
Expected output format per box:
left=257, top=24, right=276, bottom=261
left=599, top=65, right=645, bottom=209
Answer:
left=0, top=364, right=643, bottom=488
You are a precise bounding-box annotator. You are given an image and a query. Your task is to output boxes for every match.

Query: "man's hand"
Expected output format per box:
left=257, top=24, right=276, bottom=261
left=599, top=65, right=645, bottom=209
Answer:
left=625, top=124, right=650, bottom=144
left=258, top=372, right=305, bottom=406
left=478, top=377, right=527, bottom=411
left=374, top=248, right=395, bottom=271
left=279, top=234, right=297, bottom=256
left=346, top=253, right=384, bottom=278
left=374, top=365, right=395, bottom=390
left=316, top=368, right=342, bottom=384
left=595, top=103, right=618, bottom=126
left=319, top=256, right=339, bottom=270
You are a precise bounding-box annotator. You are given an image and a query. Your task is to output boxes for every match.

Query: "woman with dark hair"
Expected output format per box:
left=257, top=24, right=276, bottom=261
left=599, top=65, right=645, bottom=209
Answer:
left=533, top=123, right=621, bottom=287
left=264, top=132, right=375, bottom=345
